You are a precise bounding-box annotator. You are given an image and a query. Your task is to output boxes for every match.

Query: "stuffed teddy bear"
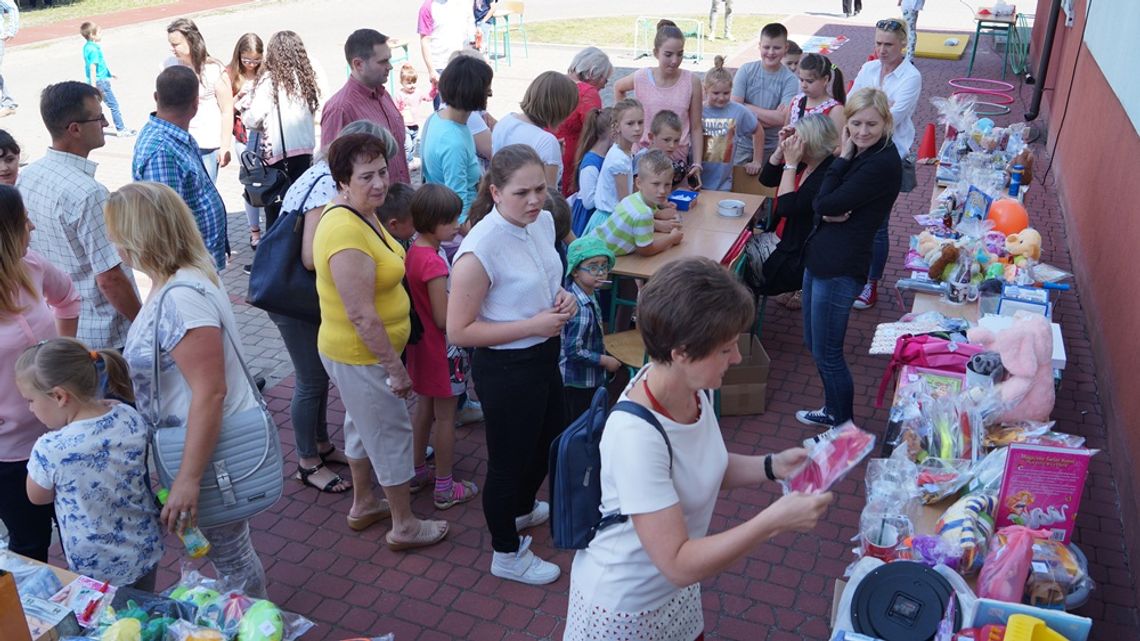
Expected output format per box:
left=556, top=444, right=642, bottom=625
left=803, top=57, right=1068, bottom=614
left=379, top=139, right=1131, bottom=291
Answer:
left=928, top=244, right=960, bottom=281
left=917, top=231, right=943, bottom=258
left=1005, top=228, right=1042, bottom=262
left=967, top=312, right=1055, bottom=423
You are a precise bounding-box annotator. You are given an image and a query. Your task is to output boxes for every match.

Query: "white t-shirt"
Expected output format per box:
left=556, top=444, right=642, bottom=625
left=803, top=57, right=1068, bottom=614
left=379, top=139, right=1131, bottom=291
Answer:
left=594, top=143, right=634, bottom=214
left=491, top=113, right=562, bottom=184
left=124, top=268, right=258, bottom=428
left=164, top=57, right=226, bottom=151
left=569, top=365, right=728, bottom=618
left=851, top=59, right=923, bottom=159
left=454, top=208, right=562, bottom=350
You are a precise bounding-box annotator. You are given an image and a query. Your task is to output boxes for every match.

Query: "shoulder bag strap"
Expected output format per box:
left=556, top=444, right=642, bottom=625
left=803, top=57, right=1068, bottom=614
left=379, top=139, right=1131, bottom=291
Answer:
left=797, top=95, right=809, bottom=122
left=148, top=280, right=267, bottom=428
left=612, top=400, right=673, bottom=471
left=275, top=90, right=286, bottom=160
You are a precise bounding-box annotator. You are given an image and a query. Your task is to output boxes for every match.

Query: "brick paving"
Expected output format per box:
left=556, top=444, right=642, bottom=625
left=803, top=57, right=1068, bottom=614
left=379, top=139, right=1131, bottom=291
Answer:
left=27, top=9, right=1140, bottom=641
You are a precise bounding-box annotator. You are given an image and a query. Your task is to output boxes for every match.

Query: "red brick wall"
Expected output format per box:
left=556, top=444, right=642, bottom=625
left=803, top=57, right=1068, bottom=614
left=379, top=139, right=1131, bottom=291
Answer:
left=1031, top=0, right=1140, bottom=578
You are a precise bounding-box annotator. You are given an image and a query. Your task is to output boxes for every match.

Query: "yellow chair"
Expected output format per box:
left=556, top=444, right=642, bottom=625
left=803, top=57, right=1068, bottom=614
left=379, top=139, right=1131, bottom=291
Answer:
left=491, top=0, right=528, bottom=67
left=604, top=329, right=646, bottom=378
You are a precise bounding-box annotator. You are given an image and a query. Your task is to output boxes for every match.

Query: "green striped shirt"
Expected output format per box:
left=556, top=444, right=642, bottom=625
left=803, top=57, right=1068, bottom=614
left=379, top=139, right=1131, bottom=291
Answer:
left=592, top=192, right=655, bottom=256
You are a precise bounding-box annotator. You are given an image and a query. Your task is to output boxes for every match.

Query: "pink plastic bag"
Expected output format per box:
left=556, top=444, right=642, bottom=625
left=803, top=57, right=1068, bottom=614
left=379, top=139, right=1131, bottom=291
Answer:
left=782, top=422, right=875, bottom=494
left=976, top=525, right=1051, bottom=602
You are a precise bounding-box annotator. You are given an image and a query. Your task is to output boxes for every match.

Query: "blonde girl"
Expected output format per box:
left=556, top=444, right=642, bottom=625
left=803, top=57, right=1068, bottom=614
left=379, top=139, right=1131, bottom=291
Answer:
left=586, top=98, right=643, bottom=235
left=21, top=338, right=163, bottom=590
left=569, top=107, right=614, bottom=236
left=701, top=55, right=764, bottom=191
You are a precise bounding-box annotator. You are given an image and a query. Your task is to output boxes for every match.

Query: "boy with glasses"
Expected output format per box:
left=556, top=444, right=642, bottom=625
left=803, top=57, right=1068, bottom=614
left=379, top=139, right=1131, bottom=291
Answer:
left=560, top=236, right=621, bottom=422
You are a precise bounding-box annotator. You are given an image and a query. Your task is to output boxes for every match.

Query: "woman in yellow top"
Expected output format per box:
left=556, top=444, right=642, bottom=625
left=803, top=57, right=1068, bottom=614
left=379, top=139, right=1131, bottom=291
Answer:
left=313, top=133, right=448, bottom=550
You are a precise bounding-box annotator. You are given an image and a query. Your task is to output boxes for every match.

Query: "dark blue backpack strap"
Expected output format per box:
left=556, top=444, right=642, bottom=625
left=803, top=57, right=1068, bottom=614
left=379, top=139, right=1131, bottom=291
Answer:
left=612, top=400, right=673, bottom=471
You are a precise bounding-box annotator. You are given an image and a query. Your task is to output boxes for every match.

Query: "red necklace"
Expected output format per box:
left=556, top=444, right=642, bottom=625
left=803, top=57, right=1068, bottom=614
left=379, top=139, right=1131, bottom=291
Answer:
left=642, top=377, right=699, bottom=423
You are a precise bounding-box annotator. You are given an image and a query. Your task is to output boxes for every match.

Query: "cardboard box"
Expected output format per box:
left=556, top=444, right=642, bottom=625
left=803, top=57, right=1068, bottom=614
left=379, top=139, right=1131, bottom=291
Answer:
left=720, top=334, right=770, bottom=416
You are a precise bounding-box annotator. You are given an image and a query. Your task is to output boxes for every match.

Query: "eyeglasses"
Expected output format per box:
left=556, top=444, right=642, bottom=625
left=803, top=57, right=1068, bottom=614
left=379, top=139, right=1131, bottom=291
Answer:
left=577, top=264, right=611, bottom=276
left=876, top=19, right=904, bottom=32
left=73, top=113, right=108, bottom=125
left=240, top=57, right=262, bottom=65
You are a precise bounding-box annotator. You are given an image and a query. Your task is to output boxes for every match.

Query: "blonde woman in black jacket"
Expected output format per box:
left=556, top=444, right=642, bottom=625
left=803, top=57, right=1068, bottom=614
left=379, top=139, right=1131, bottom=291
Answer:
left=797, top=88, right=901, bottom=428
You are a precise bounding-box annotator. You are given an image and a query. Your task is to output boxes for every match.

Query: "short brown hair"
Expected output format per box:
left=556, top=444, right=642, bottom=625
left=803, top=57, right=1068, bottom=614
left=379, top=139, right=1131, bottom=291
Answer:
left=520, top=71, right=578, bottom=129
left=638, top=257, right=753, bottom=363
left=377, top=182, right=414, bottom=222
left=637, top=149, right=673, bottom=178
left=650, top=109, right=683, bottom=136
left=411, top=183, right=462, bottom=233
left=327, top=133, right=389, bottom=190
left=80, top=22, right=99, bottom=40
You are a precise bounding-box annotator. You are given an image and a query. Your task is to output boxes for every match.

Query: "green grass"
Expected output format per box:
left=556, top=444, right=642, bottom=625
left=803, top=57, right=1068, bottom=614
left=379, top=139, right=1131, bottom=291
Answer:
left=525, top=13, right=783, bottom=57
left=19, top=0, right=177, bottom=29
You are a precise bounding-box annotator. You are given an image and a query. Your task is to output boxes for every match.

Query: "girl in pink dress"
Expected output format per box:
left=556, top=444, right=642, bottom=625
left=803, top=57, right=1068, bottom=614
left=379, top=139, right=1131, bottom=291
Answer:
left=614, top=21, right=704, bottom=177
left=786, top=53, right=846, bottom=135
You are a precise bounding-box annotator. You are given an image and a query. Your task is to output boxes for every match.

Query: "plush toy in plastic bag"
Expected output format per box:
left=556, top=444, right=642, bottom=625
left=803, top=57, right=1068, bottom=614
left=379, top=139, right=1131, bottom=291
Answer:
left=1025, top=539, right=1095, bottom=609
left=936, top=491, right=997, bottom=575
left=977, top=526, right=1052, bottom=602
left=165, top=568, right=313, bottom=641
left=782, top=422, right=875, bottom=494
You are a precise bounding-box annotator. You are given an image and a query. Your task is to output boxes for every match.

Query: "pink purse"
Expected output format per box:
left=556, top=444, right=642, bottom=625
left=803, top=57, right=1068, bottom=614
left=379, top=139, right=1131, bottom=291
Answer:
left=877, top=334, right=984, bottom=406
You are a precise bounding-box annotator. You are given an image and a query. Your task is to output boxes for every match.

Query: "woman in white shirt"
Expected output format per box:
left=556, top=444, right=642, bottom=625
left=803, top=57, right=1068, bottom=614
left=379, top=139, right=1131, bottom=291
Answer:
left=106, top=182, right=268, bottom=598
left=166, top=18, right=234, bottom=183
left=490, top=71, right=578, bottom=188
left=448, top=144, right=577, bottom=585
left=241, top=30, right=324, bottom=230
left=565, top=257, right=834, bottom=641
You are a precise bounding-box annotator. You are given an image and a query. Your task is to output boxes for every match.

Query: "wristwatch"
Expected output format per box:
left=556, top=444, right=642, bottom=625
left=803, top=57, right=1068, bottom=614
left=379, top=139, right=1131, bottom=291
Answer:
left=783, top=164, right=798, bottom=171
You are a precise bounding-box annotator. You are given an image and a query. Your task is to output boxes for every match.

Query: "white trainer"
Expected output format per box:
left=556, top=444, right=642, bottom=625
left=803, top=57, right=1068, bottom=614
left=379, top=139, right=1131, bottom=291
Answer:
left=491, top=536, right=561, bottom=585
left=514, top=500, right=550, bottom=532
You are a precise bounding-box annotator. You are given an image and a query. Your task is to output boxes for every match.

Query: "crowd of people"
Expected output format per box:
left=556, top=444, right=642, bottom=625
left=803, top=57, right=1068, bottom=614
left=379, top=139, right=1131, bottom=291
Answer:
left=0, top=5, right=928, bottom=638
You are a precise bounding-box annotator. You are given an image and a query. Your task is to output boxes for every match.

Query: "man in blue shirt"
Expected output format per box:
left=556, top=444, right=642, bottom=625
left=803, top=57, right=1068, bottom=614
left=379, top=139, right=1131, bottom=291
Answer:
left=132, top=66, right=227, bottom=270
left=81, top=22, right=134, bottom=136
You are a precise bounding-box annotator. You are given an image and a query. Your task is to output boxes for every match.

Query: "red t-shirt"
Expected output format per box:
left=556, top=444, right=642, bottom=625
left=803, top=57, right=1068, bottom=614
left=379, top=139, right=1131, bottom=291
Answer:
left=555, top=81, right=603, bottom=198
left=404, top=244, right=453, bottom=397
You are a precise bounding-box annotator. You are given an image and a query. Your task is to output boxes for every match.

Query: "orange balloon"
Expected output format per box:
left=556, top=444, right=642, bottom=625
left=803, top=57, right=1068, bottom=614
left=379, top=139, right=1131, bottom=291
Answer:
left=987, top=198, right=1030, bottom=236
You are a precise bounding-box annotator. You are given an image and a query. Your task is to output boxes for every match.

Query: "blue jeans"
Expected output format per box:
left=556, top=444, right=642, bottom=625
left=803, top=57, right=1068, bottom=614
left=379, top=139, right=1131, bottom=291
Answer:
left=801, top=269, right=862, bottom=423
left=200, top=148, right=219, bottom=184
left=95, top=79, right=125, bottom=131
left=268, top=312, right=332, bottom=459
left=869, top=219, right=890, bottom=282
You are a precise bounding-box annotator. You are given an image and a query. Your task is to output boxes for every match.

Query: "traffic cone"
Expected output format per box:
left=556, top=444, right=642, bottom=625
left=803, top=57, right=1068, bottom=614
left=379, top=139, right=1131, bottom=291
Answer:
left=917, top=122, right=938, bottom=164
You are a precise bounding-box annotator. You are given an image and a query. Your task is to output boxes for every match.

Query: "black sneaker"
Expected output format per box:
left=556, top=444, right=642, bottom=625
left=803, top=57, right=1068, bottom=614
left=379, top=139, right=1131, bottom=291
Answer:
left=796, top=407, right=836, bottom=427
left=243, top=264, right=252, bottom=275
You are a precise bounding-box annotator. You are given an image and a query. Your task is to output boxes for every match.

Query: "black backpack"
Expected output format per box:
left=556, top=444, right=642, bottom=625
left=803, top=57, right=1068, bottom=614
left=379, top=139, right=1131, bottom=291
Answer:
left=548, top=387, right=673, bottom=550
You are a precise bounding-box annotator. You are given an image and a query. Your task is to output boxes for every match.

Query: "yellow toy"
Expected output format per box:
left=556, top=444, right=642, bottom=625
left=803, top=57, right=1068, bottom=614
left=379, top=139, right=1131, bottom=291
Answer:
left=1005, top=228, right=1042, bottom=262
left=1002, top=614, right=1067, bottom=641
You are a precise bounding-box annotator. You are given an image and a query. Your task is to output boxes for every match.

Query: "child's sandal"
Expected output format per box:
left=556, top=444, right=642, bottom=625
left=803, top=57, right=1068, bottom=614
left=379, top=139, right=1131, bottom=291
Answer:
left=410, top=468, right=435, bottom=493
left=433, top=479, right=478, bottom=510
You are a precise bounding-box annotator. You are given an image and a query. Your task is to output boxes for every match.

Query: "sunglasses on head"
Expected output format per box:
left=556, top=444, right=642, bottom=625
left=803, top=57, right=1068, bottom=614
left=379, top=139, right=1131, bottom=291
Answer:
left=876, top=19, right=904, bottom=32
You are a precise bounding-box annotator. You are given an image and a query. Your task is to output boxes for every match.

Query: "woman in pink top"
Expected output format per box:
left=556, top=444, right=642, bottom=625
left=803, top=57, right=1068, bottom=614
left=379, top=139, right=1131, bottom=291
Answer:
left=0, top=185, right=81, bottom=561
left=614, top=21, right=704, bottom=173
left=555, top=47, right=613, bottom=198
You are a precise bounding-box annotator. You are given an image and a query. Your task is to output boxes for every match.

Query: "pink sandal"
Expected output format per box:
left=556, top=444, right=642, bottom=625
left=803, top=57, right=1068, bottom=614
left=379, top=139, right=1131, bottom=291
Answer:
left=433, top=479, right=478, bottom=510
left=410, top=468, right=434, bottom=493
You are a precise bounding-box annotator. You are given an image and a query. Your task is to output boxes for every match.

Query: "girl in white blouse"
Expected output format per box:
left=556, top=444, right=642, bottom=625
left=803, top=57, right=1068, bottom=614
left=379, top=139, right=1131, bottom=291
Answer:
left=448, top=144, right=577, bottom=585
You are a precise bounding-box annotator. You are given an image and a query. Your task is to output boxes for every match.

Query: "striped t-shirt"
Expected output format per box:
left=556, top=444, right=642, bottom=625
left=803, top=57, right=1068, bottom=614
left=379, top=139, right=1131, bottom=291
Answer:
left=592, top=192, right=655, bottom=256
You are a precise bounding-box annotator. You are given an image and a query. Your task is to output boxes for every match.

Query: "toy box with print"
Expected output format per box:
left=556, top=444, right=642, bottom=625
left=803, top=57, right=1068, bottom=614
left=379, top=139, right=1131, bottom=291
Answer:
left=720, top=333, right=769, bottom=416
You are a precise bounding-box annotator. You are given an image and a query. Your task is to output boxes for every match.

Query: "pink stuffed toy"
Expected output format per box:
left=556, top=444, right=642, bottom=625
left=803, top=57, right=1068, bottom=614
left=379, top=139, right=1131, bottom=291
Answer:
left=967, top=312, right=1055, bottom=423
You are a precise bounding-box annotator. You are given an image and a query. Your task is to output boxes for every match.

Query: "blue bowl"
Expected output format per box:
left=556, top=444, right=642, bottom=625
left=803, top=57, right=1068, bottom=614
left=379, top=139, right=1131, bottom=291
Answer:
left=668, top=190, right=699, bottom=211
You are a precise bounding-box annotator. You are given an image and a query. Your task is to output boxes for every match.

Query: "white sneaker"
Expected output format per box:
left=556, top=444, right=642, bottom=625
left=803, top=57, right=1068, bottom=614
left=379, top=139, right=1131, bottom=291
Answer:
left=455, top=400, right=484, bottom=426
left=491, top=535, right=561, bottom=585
left=515, top=500, right=550, bottom=532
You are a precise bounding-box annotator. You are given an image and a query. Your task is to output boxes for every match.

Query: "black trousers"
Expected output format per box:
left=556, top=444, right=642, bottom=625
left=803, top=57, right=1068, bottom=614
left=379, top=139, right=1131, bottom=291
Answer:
left=842, top=0, right=862, bottom=14
left=473, top=338, right=564, bottom=553
left=264, top=154, right=313, bottom=230
left=0, top=459, right=55, bottom=561
left=563, top=386, right=601, bottom=426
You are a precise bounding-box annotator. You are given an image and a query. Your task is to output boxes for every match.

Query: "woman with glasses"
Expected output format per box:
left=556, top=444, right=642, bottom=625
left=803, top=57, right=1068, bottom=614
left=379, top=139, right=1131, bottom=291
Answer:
left=225, top=33, right=264, bottom=249
left=797, top=88, right=902, bottom=428
left=847, top=16, right=922, bottom=311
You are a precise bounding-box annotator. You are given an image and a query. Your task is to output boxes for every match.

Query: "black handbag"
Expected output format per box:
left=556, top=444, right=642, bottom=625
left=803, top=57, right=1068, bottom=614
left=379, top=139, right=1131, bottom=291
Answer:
left=245, top=173, right=328, bottom=324
left=239, top=98, right=291, bottom=208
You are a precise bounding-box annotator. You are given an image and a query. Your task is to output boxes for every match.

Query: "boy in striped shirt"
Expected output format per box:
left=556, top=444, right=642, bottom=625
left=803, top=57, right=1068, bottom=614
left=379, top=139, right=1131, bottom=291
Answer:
left=592, top=149, right=684, bottom=257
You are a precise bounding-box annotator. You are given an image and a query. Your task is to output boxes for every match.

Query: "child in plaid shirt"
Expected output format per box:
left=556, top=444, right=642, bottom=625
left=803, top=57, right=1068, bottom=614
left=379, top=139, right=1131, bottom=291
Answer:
left=560, top=236, right=621, bottom=422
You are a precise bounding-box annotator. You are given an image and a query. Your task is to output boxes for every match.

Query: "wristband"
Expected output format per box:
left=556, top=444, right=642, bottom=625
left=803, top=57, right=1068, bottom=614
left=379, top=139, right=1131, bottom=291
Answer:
left=783, top=164, right=798, bottom=171
left=764, top=453, right=777, bottom=481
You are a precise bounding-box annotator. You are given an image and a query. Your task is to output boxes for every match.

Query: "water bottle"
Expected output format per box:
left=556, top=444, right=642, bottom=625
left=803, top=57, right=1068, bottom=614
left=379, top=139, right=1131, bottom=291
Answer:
left=156, top=488, right=212, bottom=558
left=1008, top=164, right=1024, bottom=198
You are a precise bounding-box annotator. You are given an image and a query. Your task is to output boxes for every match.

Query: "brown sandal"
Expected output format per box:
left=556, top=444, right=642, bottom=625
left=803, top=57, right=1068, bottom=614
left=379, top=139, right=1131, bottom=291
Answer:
left=385, top=519, right=448, bottom=551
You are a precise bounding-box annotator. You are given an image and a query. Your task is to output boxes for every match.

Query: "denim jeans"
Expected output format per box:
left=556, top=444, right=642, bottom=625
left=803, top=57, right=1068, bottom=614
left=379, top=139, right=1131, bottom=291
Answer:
left=869, top=219, right=890, bottom=282
left=200, top=148, right=219, bottom=184
left=96, top=79, right=126, bottom=131
left=268, top=312, right=333, bottom=460
left=802, top=269, right=862, bottom=423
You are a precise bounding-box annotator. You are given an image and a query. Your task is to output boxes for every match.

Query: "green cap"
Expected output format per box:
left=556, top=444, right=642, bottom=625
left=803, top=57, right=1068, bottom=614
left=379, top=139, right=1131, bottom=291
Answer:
left=566, top=235, right=616, bottom=278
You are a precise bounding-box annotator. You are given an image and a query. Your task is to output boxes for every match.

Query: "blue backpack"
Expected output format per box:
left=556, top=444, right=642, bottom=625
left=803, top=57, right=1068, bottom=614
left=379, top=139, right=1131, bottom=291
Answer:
left=548, top=387, right=673, bottom=550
